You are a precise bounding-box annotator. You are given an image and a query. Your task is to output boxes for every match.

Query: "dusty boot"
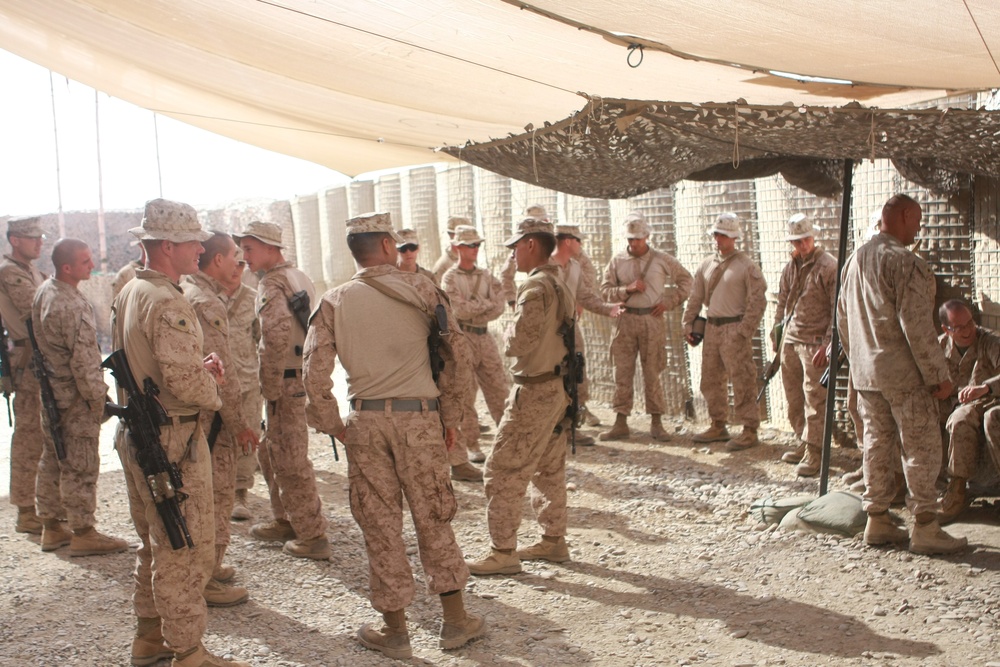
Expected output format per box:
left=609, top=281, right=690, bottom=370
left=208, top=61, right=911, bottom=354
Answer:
left=574, top=433, right=596, bottom=446
left=599, top=413, right=630, bottom=441
left=171, top=643, right=250, bottom=667
left=451, top=462, right=484, bottom=482
left=203, top=578, right=249, bottom=607
left=910, top=512, right=968, bottom=555
left=780, top=442, right=806, bottom=464
left=692, top=421, right=729, bottom=443
left=357, top=609, right=412, bottom=660
left=938, top=477, right=969, bottom=525
left=863, top=511, right=908, bottom=546
left=725, top=428, right=759, bottom=451
left=213, top=545, right=236, bottom=583
left=132, top=616, right=173, bottom=667
left=516, top=535, right=570, bottom=563
left=649, top=415, right=671, bottom=442
left=249, top=518, right=296, bottom=542
left=582, top=405, right=602, bottom=427
left=15, top=505, right=42, bottom=535
left=439, top=591, right=486, bottom=650
left=795, top=445, right=821, bottom=477
left=41, top=518, right=73, bottom=552
left=466, top=548, right=522, bottom=576
left=283, top=535, right=331, bottom=560
left=842, top=467, right=864, bottom=486
left=69, top=526, right=128, bottom=557
left=230, top=489, right=252, bottom=521
left=468, top=446, right=486, bottom=463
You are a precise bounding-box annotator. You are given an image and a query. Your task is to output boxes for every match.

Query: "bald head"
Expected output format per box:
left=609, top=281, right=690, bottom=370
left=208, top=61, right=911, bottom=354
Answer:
left=51, top=238, right=94, bottom=286
left=880, top=194, right=922, bottom=245
left=51, top=238, right=89, bottom=270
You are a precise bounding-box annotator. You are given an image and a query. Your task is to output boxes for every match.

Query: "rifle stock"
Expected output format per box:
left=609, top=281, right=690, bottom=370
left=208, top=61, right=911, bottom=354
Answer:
left=0, top=313, right=12, bottom=426
left=26, top=318, right=66, bottom=460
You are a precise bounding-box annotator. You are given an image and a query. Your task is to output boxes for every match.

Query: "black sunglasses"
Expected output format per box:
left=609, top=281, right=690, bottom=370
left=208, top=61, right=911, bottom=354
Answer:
left=463, top=242, right=482, bottom=249
left=398, top=244, right=419, bottom=252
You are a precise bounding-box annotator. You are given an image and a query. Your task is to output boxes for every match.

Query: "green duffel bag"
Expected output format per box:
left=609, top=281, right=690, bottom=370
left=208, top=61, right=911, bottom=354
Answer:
left=749, top=494, right=816, bottom=525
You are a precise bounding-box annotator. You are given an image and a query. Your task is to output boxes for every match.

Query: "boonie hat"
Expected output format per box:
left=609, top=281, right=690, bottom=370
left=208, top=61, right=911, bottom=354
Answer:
left=7, top=216, right=45, bottom=238
left=526, top=204, right=550, bottom=221
left=709, top=213, right=743, bottom=240
left=504, top=217, right=554, bottom=248
left=786, top=213, right=814, bottom=241
left=347, top=211, right=402, bottom=243
left=396, top=228, right=419, bottom=246
left=234, top=220, right=284, bottom=249
left=555, top=223, right=585, bottom=240
left=447, top=216, right=470, bottom=232
left=130, top=199, right=210, bottom=243
left=453, top=225, right=484, bottom=246
left=624, top=212, right=650, bottom=239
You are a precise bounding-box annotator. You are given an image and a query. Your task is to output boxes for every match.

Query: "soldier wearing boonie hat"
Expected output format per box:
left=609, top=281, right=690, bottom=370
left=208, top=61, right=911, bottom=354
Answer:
left=395, top=228, right=437, bottom=284
left=772, top=213, right=838, bottom=475
left=599, top=211, right=693, bottom=443
left=1, top=215, right=52, bottom=538
left=432, top=215, right=470, bottom=283
left=236, top=219, right=329, bottom=562
left=111, top=198, right=251, bottom=667
left=500, top=206, right=551, bottom=306
left=682, top=212, right=767, bottom=452
left=441, top=224, right=507, bottom=476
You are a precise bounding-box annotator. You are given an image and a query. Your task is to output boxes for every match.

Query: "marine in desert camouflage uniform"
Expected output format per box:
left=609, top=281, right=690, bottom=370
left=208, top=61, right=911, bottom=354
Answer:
left=431, top=216, right=469, bottom=284
left=303, top=211, right=484, bottom=661
left=395, top=228, right=437, bottom=284
left=112, top=241, right=146, bottom=299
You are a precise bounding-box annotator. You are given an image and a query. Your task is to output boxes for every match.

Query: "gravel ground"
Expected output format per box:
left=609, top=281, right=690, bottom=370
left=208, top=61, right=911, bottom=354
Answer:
left=2, top=404, right=998, bottom=667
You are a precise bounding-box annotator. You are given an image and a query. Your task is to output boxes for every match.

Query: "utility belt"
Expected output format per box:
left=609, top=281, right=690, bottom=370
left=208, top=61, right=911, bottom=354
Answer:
left=11, top=339, right=27, bottom=347
left=351, top=398, right=439, bottom=412
left=459, top=323, right=488, bottom=335
left=283, top=368, right=302, bottom=378
left=623, top=307, right=653, bottom=315
left=707, top=315, right=743, bottom=326
left=169, top=413, right=199, bottom=425
left=512, top=373, right=561, bottom=385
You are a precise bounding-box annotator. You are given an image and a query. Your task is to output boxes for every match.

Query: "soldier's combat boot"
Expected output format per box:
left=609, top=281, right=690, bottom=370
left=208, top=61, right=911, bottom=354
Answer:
left=574, top=433, right=596, bottom=446
left=249, top=518, right=295, bottom=542
left=41, top=518, right=73, bottom=552
left=15, top=506, right=43, bottom=535
left=780, top=442, right=806, bottom=464
left=203, top=579, right=249, bottom=607
left=692, top=421, right=729, bottom=443
left=650, top=415, right=671, bottom=442
left=466, top=548, right=522, bottom=576
left=582, top=405, right=602, bottom=427
left=283, top=535, right=331, bottom=560
left=357, top=609, right=412, bottom=660
left=516, top=535, right=570, bottom=563
left=439, top=590, right=486, bottom=650
left=842, top=467, right=864, bottom=486
left=451, top=462, right=484, bottom=482
left=599, top=413, right=630, bottom=441
left=171, top=643, right=250, bottom=667
left=938, top=477, right=969, bottom=525
left=863, top=511, right=908, bottom=546
left=230, top=489, right=252, bottom=521
left=725, top=428, right=759, bottom=451
left=909, top=512, right=968, bottom=555
left=795, top=445, right=821, bottom=477
left=213, top=545, right=236, bottom=583
left=69, top=526, right=128, bottom=557
left=132, top=616, right=173, bottom=667
left=468, top=445, right=487, bottom=463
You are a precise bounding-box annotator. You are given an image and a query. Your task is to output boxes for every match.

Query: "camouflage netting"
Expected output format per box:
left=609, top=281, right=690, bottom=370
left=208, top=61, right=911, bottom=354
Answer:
left=442, top=98, right=1000, bottom=201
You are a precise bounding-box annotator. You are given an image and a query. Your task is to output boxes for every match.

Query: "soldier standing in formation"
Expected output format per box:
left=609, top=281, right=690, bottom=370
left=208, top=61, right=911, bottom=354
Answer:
left=303, top=212, right=484, bottom=660
left=441, top=225, right=509, bottom=476
left=112, top=199, right=248, bottom=667
left=683, top=213, right=767, bottom=451
left=111, top=240, right=146, bottom=298
left=772, top=214, right=838, bottom=476
left=236, top=221, right=330, bottom=560
left=395, top=228, right=437, bottom=284
left=600, top=212, right=693, bottom=442
left=31, top=238, right=127, bottom=556
left=431, top=215, right=468, bottom=283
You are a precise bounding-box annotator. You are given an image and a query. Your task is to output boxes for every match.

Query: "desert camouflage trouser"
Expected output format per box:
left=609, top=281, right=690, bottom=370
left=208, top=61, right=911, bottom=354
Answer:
left=610, top=312, right=666, bottom=415
left=36, top=401, right=99, bottom=530
left=946, top=399, right=1000, bottom=480
left=458, top=332, right=510, bottom=455
left=780, top=342, right=827, bottom=445
left=9, top=365, right=59, bottom=510
left=235, top=388, right=263, bottom=490
left=700, top=321, right=760, bottom=430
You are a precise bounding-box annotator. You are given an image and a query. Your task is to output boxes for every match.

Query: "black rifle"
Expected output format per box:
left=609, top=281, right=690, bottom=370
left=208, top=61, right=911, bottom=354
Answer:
left=558, top=319, right=584, bottom=455
left=206, top=411, right=223, bottom=451
left=820, top=343, right=847, bottom=388
left=429, top=303, right=449, bottom=384
left=288, top=290, right=311, bottom=333
left=0, top=313, right=12, bottom=425
left=26, top=318, right=66, bottom=460
left=102, top=349, right=194, bottom=550
left=757, top=317, right=789, bottom=403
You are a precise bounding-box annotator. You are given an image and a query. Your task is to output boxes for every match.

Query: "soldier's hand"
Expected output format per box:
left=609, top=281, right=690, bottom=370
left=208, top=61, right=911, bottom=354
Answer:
left=958, top=384, right=989, bottom=404
left=0, top=376, right=11, bottom=396
left=236, top=427, right=259, bottom=455
left=627, top=279, right=646, bottom=294
left=203, top=353, right=225, bottom=384
left=650, top=303, right=667, bottom=317
left=444, top=426, right=457, bottom=450
left=932, top=380, right=954, bottom=400
left=812, top=345, right=828, bottom=368
left=609, top=304, right=623, bottom=318
left=685, top=332, right=698, bottom=346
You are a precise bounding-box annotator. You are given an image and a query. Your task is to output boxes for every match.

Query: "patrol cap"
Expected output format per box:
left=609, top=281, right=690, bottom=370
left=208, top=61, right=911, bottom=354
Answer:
left=525, top=204, right=549, bottom=221
left=786, top=213, right=814, bottom=241
left=624, top=212, right=650, bottom=239
left=130, top=199, right=210, bottom=243
left=555, top=223, right=585, bottom=240
left=453, top=225, right=484, bottom=246
left=709, top=213, right=743, bottom=240
left=347, top=211, right=402, bottom=243
left=7, top=216, right=45, bottom=238
left=233, top=220, right=284, bottom=249
left=446, top=216, right=470, bottom=232
left=396, top=228, right=419, bottom=247
left=504, top=217, right=554, bottom=248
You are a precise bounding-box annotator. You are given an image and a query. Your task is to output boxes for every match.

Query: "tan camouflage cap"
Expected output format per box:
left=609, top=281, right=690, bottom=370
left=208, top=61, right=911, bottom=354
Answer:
left=453, top=225, right=484, bottom=246
left=555, top=223, right=585, bottom=240
left=396, top=228, right=419, bottom=246
left=708, top=212, right=743, bottom=240
left=130, top=199, right=210, bottom=243
left=7, top=216, right=45, bottom=238
left=786, top=213, right=814, bottom=241
left=624, top=212, right=651, bottom=239
left=234, top=220, right=284, bottom=249
left=447, top=215, right=471, bottom=232
left=347, top=211, right=402, bottom=243
left=504, top=217, right=554, bottom=248
left=525, top=204, right=549, bottom=221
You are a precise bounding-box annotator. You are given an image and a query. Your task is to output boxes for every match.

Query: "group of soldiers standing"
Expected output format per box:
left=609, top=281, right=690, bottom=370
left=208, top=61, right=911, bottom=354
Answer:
left=2, top=191, right=981, bottom=665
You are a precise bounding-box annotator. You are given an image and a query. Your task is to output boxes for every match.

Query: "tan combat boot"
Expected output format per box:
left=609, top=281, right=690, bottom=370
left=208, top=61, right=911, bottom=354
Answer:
left=171, top=643, right=250, bottom=667
left=780, top=442, right=806, bottom=464
left=15, top=505, right=42, bottom=535
left=725, top=428, right=759, bottom=451
left=650, top=415, right=671, bottom=442
left=283, top=535, right=331, bottom=560
left=938, top=477, right=969, bottom=525
left=204, top=578, right=249, bottom=607
left=466, top=548, right=522, bottom=576
left=692, top=421, right=729, bottom=443
left=599, top=413, right=630, bottom=441
left=439, top=591, right=486, bottom=650
left=41, top=518, right=73, bottom=552
left=451, top=462, right=484, bottom=482
left=69, top=526, right=128, bottom=557
left=795, top=445, right=821, bottom=477
left=842, top=467, right=864, bottom=486
left=249, top=518, right=296, bottom=542
left=213, top=545, right=236, bottom=583
left=909, top=512, right=968, bottom=555
left=582, top=405, right=602, bottom=427
left=230, top=489, right=252, bottom=521
left=516, top=535, right=570, bottom=563
left=863, top=511, right=908, bottom=546
left=468, top=445, right=486, bottom=463
left=132, top=616, right=173, bottom=667
left=357, top=609, right=412, bottom=660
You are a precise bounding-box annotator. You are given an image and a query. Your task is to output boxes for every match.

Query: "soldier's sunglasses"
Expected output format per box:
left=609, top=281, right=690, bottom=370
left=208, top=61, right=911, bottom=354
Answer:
left=398, top=244, right=419, bottom=252
left=463, top=242, right=482, bottom=249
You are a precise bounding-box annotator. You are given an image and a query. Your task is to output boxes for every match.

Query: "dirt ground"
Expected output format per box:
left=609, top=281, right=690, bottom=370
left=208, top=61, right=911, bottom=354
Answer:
left=1, top=404, right=999, bottom=667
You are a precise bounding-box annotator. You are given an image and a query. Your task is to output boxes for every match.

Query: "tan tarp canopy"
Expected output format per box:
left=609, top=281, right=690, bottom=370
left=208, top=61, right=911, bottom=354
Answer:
left=2, top=1, right=997, bottom=177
